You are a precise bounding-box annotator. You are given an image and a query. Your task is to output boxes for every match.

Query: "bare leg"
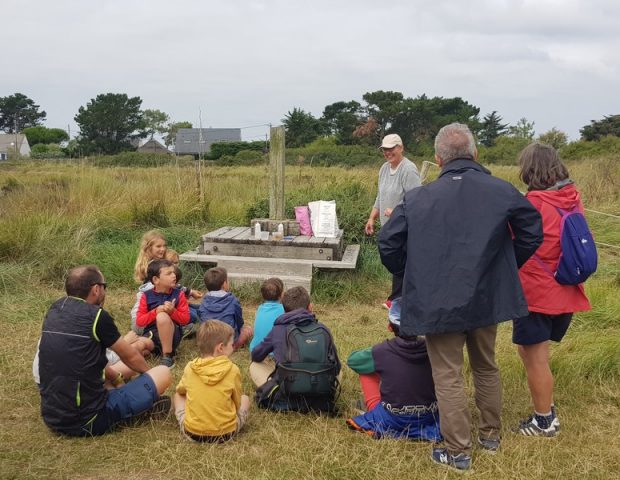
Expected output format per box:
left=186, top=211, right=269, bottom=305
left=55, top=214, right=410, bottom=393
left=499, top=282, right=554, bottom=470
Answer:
left=234, top=326, right=253, bottom=350
left=156, top=312, right=174, bottom=356
left=145, top=365, right=172, bottom=395
left=518, top=342, right=553, bottom=413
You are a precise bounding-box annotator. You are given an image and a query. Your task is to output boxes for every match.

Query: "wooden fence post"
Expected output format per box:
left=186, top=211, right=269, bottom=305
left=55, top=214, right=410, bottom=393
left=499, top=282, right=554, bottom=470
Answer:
left=269, top=126, right=285, bottom=220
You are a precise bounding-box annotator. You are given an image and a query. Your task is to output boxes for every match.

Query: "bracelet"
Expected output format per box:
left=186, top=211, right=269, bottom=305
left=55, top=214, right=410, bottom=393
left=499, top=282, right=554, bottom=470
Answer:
left=112, top=372, right=124, bottom=387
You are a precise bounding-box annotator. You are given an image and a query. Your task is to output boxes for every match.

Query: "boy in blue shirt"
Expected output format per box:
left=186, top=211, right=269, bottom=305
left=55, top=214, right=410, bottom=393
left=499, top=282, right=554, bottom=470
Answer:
left=198, top=267, right=253, bottom=350
left=249, top=278, right=284, bottom=352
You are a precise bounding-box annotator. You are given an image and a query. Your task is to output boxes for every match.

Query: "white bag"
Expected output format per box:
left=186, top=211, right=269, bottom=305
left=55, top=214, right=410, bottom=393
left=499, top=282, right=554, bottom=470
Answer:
left=308, top=200, right=339, bottom=238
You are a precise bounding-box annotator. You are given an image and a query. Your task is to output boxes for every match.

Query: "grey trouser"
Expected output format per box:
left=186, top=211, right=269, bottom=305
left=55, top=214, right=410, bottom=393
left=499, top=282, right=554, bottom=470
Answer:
left=425, top=324, right=501, bottom=455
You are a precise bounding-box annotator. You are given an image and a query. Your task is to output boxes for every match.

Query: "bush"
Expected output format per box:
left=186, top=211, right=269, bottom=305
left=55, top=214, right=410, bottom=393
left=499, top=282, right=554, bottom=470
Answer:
left=214, top=150, right=266, bottom=166
left=89, top=152, right=194, bottom=168
left=478, top=136, right=529, bottom=165
left=560, top=136, right=620, bottom=161
left=207, top=141, right=266, bottom=160
left=30, top=143, right=66, bottom=159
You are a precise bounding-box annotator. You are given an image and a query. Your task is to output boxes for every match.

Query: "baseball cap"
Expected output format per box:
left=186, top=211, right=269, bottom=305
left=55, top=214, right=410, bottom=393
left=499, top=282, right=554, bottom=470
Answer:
left=380, top=134, right=403, bottom=149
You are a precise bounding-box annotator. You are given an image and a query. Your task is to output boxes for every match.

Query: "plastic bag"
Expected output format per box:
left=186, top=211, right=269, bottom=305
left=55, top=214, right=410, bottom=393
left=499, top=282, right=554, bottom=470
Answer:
left=295, top=206, right=313, bottom=236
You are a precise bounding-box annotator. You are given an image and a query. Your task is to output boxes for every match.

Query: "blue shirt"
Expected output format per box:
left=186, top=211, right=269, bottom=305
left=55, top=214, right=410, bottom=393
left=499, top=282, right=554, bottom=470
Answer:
left=249, top=301, right=284, bottom=352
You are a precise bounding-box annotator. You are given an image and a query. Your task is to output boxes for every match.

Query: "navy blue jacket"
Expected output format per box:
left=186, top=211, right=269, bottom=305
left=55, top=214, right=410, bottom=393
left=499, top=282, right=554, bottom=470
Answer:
left=378, top=159, right=543, bottom=336
left=198, top=292, right=243, bottom=338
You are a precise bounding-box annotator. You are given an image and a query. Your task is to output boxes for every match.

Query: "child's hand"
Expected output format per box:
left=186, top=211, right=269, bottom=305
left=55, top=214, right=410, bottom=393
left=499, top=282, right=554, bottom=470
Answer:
left=162, top=299, right=176, bottom=314
left=190, top=289, right=203, bottom=299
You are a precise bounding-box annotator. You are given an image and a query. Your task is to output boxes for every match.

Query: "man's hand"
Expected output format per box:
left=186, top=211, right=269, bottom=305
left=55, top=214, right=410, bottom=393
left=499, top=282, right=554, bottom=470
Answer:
left=384, top=208, right=393, bottom=217
left=365, top=218, right=375, bottom=236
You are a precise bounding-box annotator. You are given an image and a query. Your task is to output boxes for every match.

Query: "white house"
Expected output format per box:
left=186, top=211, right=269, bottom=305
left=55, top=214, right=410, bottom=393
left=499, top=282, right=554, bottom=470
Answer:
left=0, top=134, right=31, bottom=160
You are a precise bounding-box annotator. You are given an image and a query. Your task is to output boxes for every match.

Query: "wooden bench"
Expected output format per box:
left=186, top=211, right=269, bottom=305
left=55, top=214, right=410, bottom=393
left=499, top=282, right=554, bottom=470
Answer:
left=179, top=244, right=360, bottom=293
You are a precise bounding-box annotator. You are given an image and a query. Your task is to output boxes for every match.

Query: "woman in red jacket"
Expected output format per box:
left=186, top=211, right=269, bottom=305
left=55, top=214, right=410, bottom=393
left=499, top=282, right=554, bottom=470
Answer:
left=514, top=143, right=591, bottom=437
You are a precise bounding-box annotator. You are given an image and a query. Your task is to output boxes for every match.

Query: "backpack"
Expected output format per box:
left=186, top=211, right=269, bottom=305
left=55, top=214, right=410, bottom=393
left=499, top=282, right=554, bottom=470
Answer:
left=255, top=319, right=339, bottom=413
left=535, top=205, right=597, bottom=285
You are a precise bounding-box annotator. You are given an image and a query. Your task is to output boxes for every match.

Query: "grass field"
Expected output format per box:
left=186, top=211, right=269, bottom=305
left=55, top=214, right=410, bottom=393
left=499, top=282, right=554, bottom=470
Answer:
left=0, top=157, right=618, bottom=479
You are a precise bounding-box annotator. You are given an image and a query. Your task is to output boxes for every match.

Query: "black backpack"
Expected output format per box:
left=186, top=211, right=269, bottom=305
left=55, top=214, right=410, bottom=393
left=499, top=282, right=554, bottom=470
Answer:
left=256, top=319, right=340, bottom=413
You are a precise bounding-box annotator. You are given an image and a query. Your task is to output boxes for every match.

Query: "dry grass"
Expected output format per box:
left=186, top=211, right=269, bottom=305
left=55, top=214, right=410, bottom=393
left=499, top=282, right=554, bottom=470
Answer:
left=0, top=158, right=619, bottom=479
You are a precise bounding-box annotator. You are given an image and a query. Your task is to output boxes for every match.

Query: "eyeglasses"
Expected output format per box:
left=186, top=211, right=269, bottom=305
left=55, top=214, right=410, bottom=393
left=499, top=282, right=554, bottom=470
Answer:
left=92, top=282, right=107, bottom=290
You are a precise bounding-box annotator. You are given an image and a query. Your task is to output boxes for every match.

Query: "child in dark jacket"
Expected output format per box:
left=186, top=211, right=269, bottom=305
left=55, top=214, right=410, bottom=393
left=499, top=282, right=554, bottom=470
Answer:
left=346, top=298, right=441, bottom=441
left=198, top=267, right=252, bottom=350
left=136, top=259, right=190, bottom=368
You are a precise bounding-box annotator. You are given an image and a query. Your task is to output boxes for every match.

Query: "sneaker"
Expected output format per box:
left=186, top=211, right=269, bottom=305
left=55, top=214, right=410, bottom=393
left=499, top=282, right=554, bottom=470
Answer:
left=517, top=413, right=558, bottom=437
left=149, top=395, right=172, bottom=420
left=382, top=299, right=392, bottom=310
left=551, top=406, right=561, bottom=432
left=181, top=322, right=197, bottom=340
left=160, top=355, right=175, bottom=369
left=478, top=436, right=500, bottom=453
left=431, top=447, right=471, bottom=471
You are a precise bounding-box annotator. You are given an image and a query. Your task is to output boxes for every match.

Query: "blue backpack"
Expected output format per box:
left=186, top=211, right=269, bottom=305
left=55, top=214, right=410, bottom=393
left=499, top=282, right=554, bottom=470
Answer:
left=535, top=206, right=597, bottom=285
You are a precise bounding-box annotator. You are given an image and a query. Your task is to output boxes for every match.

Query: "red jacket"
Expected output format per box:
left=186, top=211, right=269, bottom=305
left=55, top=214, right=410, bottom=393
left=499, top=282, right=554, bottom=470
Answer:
left=136, top=287, right=190, bottom=328
left=518, top=184, right=591, bottom=315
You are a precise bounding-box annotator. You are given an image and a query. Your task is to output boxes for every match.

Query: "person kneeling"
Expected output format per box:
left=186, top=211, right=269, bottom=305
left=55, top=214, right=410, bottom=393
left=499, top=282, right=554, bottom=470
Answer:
left=346, top=299, right=442, bottom=441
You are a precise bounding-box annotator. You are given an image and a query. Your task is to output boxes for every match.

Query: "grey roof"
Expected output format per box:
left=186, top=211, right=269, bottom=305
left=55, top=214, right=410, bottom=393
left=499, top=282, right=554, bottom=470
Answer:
left=138, top=138, right=170, bottom=154
left=175, top=128, right=241, bottom=154
left=0, top=133, right=28, bottom=153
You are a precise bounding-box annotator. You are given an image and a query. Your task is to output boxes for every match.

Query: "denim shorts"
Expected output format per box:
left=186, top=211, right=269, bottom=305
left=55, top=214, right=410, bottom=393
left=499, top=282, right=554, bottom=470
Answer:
left=512, top=312, right=572, bottom=346
left=82, top=374, right=159, bottom=436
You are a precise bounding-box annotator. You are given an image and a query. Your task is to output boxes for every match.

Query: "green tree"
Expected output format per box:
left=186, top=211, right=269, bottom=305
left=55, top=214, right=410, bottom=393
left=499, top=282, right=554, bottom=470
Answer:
left=142, top=109, right=170, bottom=140
left=478, top=111, right=508, bottom=147
left=0, top=93, right=47, bottom=132
left=282, top=108, right=323, bottom=147
left=75, top=93, right=145, bottom=155
left=362, top=90, right=404, bottom=136
left=164, top=121, right=192, bottom=148
left=321, top=101, right=362, bottom=144
left=538, top=128, right=568, bottom=150
left=22, top=126, right=69, bottom=145
left=508, top=117, right=536, bottom=140
left=580, top=115, right=620, bottom=141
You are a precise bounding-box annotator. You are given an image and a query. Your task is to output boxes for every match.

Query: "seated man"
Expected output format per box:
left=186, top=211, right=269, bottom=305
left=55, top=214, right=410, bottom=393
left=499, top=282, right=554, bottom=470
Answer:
left=36, top=265, right=172, bottom=437
left=346, top=299, right=442, bottom=441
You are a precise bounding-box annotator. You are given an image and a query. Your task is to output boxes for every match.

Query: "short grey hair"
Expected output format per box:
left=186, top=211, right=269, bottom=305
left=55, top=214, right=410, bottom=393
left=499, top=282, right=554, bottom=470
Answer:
left=434, top=123, right=477, bottom=164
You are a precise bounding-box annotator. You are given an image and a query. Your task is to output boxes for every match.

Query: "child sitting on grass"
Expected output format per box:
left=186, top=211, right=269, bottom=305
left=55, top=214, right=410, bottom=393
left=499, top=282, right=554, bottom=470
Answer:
left=136, top=259, right=190, bottom=368
left=198, top=267, right=252, bottom=350
left=174, top=320, right=250, bottom=443
left=249, top=278, right=284, bottom=353
left=165, top=249, right=202, bottom=337
left=346, top=299, right=442, bottom=441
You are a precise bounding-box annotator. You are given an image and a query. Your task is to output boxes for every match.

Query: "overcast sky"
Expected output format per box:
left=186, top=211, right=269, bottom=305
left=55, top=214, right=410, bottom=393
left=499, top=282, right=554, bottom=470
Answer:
left=3, top=0, right=619, bottom=141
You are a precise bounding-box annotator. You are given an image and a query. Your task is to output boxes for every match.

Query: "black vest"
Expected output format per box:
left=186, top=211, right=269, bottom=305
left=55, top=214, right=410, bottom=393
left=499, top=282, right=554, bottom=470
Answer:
left=39, top=297, right=109, bottom=434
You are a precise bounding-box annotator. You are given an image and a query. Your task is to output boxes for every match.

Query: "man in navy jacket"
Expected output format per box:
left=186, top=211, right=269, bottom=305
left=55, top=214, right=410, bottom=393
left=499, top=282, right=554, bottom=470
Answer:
left=378, top=123, right=542, bottom=471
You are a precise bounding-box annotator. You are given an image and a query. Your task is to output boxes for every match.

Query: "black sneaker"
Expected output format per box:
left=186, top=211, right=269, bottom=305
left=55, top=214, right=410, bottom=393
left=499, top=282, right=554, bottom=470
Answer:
left=160, top=355, right=175, bottom=369
left=181, top=322, right=197, bottom=340
left=478, top=436, right=500, bottom=453
left=518, top=413, right=559, bottom=437
left=431, top=447, right=471, bottom=471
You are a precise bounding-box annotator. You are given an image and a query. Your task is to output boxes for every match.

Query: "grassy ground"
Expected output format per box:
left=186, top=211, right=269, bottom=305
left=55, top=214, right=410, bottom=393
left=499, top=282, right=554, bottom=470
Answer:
left=0, top=158, right=619, bottom=479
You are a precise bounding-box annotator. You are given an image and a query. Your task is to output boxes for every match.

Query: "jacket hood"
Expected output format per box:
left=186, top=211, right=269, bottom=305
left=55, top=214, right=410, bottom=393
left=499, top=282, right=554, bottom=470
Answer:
left=201, top=292, right=236, bottom=314
left=386, top=337, right=429, bottom=363
left=189, top=356, right=233, bottom=385
left=274, top=308, right=315, bottom=326
left=526, top=183, right=581, bottom=210
left=139, top=281, right=154, bottom=293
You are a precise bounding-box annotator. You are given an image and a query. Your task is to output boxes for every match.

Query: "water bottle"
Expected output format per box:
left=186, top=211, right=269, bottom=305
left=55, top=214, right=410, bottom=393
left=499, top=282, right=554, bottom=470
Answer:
left=277, top=223, right=284, bottom=238
left=254, top=222, right=261, bottom=240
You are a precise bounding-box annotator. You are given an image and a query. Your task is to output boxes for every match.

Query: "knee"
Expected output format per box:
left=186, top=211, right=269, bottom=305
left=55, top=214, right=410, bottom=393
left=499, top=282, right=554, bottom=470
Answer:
left=156, top=312, right=172, bottom=324
left=147, top=365, right=172, bottom=393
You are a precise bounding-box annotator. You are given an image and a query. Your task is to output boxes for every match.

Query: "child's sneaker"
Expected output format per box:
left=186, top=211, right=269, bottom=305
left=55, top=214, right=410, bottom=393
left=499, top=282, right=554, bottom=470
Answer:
left=517, top=413, right=558, bottom=437
left=382, top=299, right=392, bottom=310
left=431, top=447, right=471, bottom=471
left=478, top=436, right=500, bottom=453
left=181, top=322, right=197, bottom=340
left=160, top=355, right=175, bottom=369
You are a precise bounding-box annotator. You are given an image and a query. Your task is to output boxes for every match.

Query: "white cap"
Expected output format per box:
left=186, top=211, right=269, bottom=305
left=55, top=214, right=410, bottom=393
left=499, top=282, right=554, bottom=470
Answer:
left=380, top=134, right=403, bottom=149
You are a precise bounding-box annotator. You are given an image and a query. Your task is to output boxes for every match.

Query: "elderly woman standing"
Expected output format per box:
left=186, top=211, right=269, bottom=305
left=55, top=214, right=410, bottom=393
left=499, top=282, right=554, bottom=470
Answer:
left=365, top=134, right=421, bottom=309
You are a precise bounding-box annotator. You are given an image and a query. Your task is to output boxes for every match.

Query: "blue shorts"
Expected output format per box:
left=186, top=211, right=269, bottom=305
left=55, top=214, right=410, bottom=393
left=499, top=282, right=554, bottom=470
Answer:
left=346, top=402, right=442, bottom=442
left=83, top=374, right=159, bottom=436
left=512, top=312, right=572, bottom=346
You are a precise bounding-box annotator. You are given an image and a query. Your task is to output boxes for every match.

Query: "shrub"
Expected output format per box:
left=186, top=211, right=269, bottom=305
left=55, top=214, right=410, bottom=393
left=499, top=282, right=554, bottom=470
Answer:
left=560, top=136, right=620, bottom=161
left=130, top=199, right=170, bottom=227
left=207, top=141, right=266, bottom=160
left=478, top=136, right=529, bottom=165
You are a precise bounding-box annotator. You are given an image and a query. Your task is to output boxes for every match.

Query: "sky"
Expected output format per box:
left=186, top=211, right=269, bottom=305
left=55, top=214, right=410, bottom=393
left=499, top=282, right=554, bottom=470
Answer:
left=3, top=0, right=619, bottom=141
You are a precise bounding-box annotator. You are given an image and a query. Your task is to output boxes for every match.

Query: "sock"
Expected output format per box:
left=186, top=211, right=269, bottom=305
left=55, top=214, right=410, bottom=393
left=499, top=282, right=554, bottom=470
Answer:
left=534, top=411, right=553, bottom=429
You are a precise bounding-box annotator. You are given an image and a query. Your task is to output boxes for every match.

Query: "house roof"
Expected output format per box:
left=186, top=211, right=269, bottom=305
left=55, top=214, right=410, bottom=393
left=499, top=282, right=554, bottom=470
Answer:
left=175, top=128, right=241, bottom=154
left=138, top=138, right=170, bottom=154
left=0, top=133, right=27, bottom=152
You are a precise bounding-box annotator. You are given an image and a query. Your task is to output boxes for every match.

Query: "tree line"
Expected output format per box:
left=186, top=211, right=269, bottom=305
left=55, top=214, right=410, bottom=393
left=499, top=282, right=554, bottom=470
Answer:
left=1, top=91, right=619, bottom=158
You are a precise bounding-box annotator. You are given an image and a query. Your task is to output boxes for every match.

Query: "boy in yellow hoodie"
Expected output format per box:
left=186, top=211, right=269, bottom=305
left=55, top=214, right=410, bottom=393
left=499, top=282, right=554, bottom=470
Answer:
left=174, top=320, right=250, bottom=442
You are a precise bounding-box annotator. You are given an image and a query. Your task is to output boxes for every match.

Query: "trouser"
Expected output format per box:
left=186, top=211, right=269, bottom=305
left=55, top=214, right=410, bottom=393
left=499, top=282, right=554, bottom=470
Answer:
left=388, top=274, right=403, bottom=301
left=425, top=324, right=501, bottom=455
left=249, top=357, right=276, bottom=388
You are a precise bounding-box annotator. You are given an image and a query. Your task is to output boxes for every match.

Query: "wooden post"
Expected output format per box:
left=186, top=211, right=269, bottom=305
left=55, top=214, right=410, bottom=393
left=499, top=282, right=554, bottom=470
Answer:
left=269, top=126, right=285, bottom=220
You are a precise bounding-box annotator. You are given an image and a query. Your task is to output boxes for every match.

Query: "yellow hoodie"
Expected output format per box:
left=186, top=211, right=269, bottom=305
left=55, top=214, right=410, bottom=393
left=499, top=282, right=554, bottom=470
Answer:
left=176, top=355, right=242, bottom=436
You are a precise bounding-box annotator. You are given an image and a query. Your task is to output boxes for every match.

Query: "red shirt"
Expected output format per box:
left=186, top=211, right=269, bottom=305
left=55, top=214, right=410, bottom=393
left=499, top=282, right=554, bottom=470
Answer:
left=518, top=184, right=591, bottom=315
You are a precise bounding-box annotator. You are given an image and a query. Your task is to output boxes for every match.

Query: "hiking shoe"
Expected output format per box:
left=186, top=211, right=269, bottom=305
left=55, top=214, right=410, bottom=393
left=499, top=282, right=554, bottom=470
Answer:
left=149, top=395, right=171, bottom=420
left=478, top=436, right=500, bottom=453
left=517, top=413, right=559, bottom=437
left=382, top=299, right=392, bottom=310
left=181, top=322, right=197, bottom=340
left=160, top=355, right=175, bottom=369
left=431, top=447, right=471, bottom=471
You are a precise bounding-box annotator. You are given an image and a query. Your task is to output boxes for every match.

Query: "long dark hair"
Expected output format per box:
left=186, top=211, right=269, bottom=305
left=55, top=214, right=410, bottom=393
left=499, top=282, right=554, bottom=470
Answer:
left=518, top=142, right=569, bottom=191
